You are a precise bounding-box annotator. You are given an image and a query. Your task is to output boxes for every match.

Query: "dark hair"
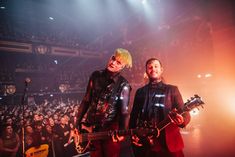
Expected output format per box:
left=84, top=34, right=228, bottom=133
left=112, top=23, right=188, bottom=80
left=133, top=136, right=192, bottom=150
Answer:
left=145, top=58, right=163, bottom=69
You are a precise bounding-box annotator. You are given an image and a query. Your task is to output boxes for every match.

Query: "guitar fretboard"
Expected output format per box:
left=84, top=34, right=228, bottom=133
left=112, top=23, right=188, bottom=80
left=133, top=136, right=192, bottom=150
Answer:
left=80, top=128, right=157, bottom=142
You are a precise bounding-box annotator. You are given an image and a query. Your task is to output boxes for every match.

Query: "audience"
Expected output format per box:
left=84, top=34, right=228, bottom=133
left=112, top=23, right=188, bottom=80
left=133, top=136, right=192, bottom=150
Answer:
left=0, top=98, right=80, bottom=157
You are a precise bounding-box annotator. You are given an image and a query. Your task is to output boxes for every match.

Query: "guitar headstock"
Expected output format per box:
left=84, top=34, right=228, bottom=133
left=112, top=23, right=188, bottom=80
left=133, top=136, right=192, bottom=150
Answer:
left=183, top=94, right=205, bottom=112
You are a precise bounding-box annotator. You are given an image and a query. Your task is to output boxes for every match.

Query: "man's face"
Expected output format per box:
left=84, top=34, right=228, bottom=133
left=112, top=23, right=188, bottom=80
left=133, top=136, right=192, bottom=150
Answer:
left=107, top=55, right=125, bottom=73
left=26, top=125, right=33, bottom=133
left=34, top=114, right=40, bottom=121
left=60, top=117, right=66, bottom=125
left=6, top=126, right=13, bottom=134
left=146, top=60, right=163, bottom=81
left=49, top=118, right=55, bottom=126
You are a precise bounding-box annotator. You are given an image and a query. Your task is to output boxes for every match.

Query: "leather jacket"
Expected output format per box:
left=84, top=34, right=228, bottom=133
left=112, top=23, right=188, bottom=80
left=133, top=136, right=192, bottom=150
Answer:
left=77, top=69, right=131, bottom=130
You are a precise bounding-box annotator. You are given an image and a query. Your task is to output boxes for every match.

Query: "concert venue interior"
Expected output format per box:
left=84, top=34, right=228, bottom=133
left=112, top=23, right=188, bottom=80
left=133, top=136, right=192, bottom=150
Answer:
left=0, top=0, right=235, bottom=156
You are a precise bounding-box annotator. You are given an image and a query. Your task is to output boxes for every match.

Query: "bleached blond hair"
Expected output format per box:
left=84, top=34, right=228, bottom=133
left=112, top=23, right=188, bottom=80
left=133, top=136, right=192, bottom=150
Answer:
left=114, top=48, right=132, bottom=68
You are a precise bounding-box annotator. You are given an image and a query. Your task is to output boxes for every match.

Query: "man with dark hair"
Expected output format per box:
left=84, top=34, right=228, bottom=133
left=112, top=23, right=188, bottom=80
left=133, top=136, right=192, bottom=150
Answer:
left=129, top=58, right=191, bottom=157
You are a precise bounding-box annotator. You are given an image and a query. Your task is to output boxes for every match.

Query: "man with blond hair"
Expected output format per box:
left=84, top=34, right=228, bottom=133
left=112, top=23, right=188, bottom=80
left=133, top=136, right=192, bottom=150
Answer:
left=76, top=48, right=132, bottom=157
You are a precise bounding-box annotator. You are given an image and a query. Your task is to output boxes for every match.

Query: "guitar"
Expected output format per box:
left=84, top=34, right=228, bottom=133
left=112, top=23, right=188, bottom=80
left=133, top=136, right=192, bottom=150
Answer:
left=25, top=144, right=49, bottom=157
left=72, top=94, right=204, bottom=154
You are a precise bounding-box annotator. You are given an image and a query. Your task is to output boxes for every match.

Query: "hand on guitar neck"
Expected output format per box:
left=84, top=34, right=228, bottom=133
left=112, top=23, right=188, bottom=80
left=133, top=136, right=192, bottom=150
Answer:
left=168, top=108, right=185, bottom=126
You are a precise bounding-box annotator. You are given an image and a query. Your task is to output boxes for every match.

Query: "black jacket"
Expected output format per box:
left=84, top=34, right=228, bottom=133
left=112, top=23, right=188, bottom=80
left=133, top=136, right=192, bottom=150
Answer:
left=77, top=69, right=131, bottom=130
left=129, top=81, right=191, bottom=152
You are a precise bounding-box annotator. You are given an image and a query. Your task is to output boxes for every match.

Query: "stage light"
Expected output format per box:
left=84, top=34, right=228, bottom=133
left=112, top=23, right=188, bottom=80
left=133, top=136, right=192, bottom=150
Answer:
left=48, top=17, right=54, bottom=20
left=35, top=45, right=49, bottom=54
left=197, top=73, right=212, bottom=79
left=197, top=74, right=202, bottom=78
left=6, top=85, right=16, bottom=95
left=205, top=73, right=212, bottom=78
left=142, top=0, right=147, bottom=4
left=54, top=60, right=58, bottom=64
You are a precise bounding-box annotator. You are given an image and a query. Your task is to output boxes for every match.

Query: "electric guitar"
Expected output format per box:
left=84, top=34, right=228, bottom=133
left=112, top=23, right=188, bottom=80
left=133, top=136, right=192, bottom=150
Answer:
left=71, top=94, right=204, bottom=154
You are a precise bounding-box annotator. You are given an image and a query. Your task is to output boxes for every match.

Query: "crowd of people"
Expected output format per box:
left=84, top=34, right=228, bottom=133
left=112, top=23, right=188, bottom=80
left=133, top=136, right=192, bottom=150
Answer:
left=0, top=98, right=81, bottom=157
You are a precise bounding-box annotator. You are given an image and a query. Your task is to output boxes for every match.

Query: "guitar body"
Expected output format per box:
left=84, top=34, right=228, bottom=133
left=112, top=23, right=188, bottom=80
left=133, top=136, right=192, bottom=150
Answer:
left=25, top=144, right=49, bottom=157
left=75, top=124, right=94, bottom=154
left=131, top=124, right=159, bottom=147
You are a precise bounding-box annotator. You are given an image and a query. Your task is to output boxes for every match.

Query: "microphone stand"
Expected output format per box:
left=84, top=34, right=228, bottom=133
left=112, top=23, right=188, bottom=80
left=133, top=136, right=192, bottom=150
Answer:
left=21, top=80, right=30, bottom=157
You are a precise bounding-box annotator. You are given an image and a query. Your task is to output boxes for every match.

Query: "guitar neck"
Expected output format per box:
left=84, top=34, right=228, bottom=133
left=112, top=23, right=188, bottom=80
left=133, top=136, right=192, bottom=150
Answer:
left=156, top=117, right=172, bottom=131
left=80, top=128, right=151, bottom=142
left=157, top=109, right=187, bottom=131
left=81, top=131, right=110, bottom=142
